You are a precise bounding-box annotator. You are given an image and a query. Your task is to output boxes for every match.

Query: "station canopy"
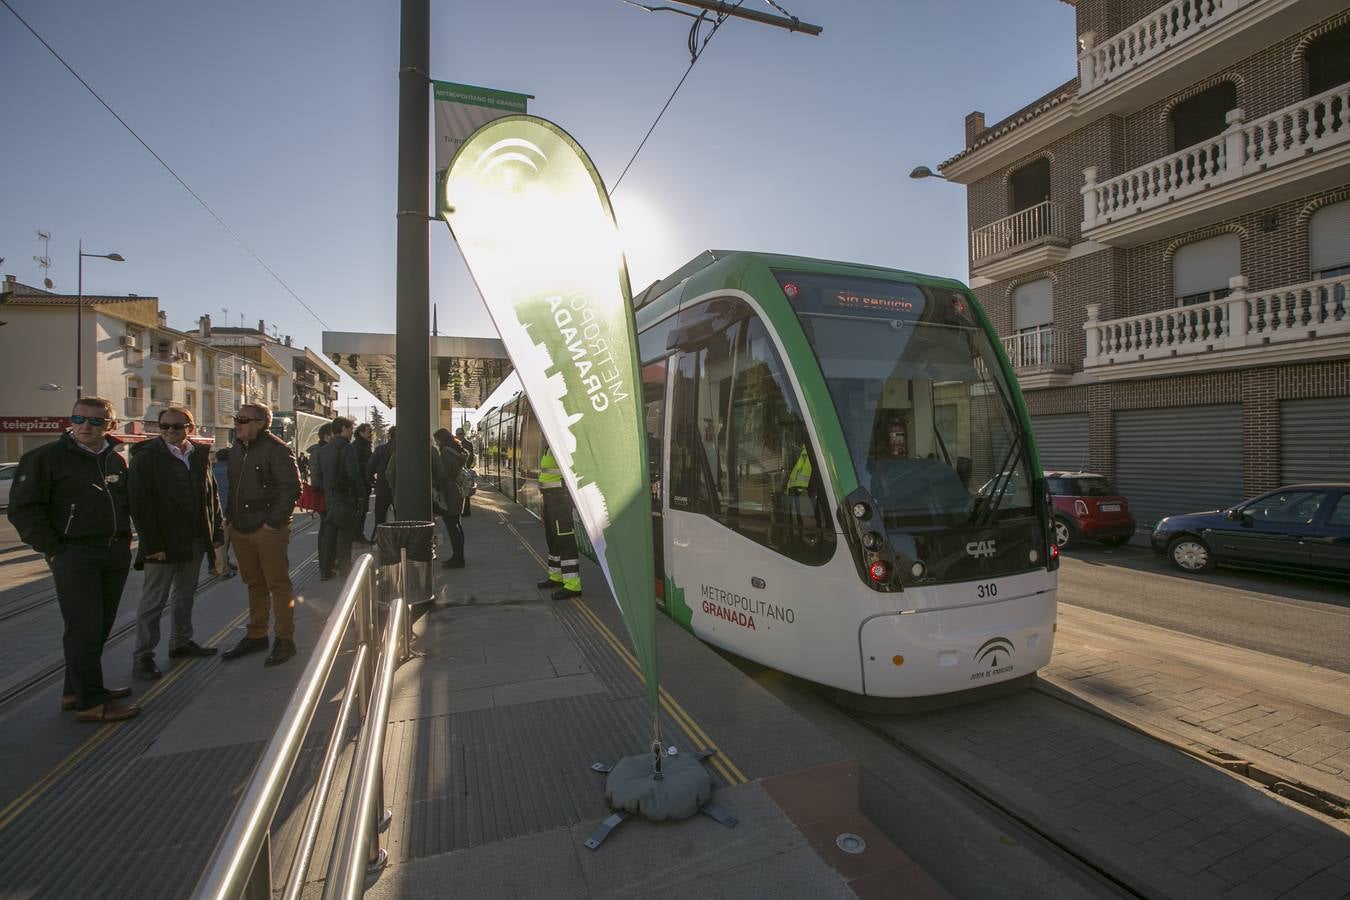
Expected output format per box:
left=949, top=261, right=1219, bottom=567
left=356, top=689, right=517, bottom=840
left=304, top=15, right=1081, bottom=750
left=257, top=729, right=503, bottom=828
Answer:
left=322, top=331, right=513, bottom=412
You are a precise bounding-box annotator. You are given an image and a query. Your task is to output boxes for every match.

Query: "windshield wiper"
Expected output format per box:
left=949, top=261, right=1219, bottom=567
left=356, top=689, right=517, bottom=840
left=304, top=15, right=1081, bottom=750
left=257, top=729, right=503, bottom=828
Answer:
left=975, top=432, right=1025, bottom=526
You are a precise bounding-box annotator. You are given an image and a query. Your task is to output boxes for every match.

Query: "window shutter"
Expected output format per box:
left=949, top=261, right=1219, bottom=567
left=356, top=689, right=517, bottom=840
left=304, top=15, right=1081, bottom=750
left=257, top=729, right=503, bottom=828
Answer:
left=1172, top=233, right=1240, bottom=297
left=1310, top=200, right=1350, bottom=275
left=1012, top=278, right=1054, bottom=329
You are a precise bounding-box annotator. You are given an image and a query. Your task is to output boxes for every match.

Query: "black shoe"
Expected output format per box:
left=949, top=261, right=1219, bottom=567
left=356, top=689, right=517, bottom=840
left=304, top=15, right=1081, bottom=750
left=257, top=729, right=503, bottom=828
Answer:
left=537, top=578, right=560, bottom=589
left=319, top=572, right=335, bottom=581
left=551, top=587, right=582, bottom=600
left=221, top=636, right=269, bottom=661
left=169, top=641, right=219, bottom=659
left=442, top=558, right=465, bottom=568
left=264, top=639, right=296, bottom=667
left=132, top=657, right=162, bottom=680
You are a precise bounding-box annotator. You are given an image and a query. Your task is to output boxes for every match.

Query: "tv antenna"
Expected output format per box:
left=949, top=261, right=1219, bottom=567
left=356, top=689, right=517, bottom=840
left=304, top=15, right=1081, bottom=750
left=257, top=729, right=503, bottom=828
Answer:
left=34, top=229, right=53, bottom=289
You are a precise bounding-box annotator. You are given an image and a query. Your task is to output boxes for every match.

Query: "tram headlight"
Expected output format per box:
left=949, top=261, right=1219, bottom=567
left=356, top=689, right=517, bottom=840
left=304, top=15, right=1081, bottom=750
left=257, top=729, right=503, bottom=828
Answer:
left=862, top=531, right=883, bottom=551
left=851, top=502, right=870, bottom=520
left=868, top=560, right=890, bottom=583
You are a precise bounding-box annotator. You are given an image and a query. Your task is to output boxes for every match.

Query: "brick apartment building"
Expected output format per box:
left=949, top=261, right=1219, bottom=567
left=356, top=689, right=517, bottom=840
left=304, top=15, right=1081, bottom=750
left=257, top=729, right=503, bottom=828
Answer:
left=938, top=0, right=1350, bottom=531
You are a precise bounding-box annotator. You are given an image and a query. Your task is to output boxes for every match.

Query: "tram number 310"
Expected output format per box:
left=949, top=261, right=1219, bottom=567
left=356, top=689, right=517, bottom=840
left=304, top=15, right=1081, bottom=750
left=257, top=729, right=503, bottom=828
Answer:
left=976, top=582, right=999, bottom=599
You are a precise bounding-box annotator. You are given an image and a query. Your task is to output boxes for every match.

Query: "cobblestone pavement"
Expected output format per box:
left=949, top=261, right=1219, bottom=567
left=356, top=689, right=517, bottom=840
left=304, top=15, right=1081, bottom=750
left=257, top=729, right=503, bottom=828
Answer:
left=1047, top=603, right=1350, bottom=807
left=875, top=687, right=1350, bottom=899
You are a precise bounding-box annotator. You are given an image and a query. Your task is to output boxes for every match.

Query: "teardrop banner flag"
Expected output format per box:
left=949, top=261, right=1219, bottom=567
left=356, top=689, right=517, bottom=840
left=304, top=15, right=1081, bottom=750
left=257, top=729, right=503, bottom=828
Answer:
left=441, top=116, right=660, bottom=718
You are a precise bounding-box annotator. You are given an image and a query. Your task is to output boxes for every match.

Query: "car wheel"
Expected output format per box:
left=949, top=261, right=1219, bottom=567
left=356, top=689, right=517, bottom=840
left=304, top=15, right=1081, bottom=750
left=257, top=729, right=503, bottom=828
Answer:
left=1167, top=535, right=1215, bottom=573
left=1100, top=536, right=1131, bottom=548
left=1052, top=517, right=1075, bottom=550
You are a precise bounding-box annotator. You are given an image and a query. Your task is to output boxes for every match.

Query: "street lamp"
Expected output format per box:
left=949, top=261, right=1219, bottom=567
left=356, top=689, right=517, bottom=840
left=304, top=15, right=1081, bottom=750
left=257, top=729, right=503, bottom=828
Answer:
left=908, top=165, right=947, bottom=180
left=77, top=240, right=125, bottom=396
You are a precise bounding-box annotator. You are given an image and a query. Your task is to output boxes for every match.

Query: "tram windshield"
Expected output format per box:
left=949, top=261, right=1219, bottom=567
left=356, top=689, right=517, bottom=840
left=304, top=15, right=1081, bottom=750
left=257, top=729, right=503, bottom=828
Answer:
left=778, top=271, right=1036, bottom=529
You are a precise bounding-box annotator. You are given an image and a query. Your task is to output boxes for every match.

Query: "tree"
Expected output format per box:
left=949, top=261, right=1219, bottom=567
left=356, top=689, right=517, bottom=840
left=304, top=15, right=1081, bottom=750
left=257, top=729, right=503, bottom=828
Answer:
left=369, top=407, right=389, bottom=442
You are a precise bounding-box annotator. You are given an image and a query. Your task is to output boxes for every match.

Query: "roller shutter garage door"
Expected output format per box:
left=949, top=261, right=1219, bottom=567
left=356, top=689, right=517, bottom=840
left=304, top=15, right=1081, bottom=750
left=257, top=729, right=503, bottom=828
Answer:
left=1114, top=405, right=1243, bottom=529
left=1030, top=414, right=1089, bottom=473
left=1281, top=398, right=1350, bottom=484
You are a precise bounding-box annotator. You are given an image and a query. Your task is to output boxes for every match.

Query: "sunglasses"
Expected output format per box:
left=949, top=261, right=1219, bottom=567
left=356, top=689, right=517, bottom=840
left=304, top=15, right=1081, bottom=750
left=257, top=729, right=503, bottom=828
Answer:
left=70, top=415, right=110, bottom=427
left=160, top=422, right=190, bottom=431
left=233, top=416, right=262, bottom=425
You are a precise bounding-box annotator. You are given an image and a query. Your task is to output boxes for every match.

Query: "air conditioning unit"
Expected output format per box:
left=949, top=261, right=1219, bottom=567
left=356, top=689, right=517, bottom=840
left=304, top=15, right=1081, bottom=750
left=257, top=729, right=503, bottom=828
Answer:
left=119, top=335, right=138, bottom=348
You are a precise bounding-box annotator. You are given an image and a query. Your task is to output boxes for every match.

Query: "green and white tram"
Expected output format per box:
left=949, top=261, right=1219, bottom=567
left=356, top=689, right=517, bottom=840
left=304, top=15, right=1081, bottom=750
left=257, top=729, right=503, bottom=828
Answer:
left=479, top=250, right=1057, bottom=699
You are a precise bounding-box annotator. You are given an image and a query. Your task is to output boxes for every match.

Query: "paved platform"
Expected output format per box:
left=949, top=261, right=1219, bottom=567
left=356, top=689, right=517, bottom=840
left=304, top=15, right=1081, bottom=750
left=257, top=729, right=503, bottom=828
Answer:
left=0, top=495, right=945, bottom=898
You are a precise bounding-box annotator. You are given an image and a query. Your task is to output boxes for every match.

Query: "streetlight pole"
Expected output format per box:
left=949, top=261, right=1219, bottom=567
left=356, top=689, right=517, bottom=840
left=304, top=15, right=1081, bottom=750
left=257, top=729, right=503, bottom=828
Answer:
left=77, top=240, right=125, bottom=397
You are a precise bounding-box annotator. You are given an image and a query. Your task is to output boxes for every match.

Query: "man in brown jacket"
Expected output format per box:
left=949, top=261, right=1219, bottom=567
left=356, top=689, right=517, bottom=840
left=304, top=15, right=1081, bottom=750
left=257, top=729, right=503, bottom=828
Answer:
left=221, top=403, right=302, bottom=666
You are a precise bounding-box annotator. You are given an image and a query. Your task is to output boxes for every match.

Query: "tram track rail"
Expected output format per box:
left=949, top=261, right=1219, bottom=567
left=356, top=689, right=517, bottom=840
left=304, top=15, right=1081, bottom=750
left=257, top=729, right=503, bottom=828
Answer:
left=0, top=516, right=316, bottom=712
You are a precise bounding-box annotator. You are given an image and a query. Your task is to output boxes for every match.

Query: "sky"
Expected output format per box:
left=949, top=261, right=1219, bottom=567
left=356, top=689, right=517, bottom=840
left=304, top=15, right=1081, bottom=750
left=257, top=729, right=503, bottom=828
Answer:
left=1, top=0, right=1077, bottom=424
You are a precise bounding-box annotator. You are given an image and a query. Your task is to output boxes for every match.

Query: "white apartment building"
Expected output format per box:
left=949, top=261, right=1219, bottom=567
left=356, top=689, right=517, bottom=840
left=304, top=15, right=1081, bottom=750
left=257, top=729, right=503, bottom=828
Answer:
left=199, top=318, right=340, bottom=420
left=0, top=276, right=283, bottom=457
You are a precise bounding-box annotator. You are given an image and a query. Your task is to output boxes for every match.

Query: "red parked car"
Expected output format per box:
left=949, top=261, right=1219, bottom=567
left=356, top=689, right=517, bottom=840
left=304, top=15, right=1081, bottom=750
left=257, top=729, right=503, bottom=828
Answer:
left=1046, top=471, right=1135, bottom=549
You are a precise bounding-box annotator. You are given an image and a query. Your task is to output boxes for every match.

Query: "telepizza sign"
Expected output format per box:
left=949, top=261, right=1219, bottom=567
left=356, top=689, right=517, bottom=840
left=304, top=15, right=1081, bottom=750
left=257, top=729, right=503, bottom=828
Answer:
left=0, top=417, right=67, bottom=434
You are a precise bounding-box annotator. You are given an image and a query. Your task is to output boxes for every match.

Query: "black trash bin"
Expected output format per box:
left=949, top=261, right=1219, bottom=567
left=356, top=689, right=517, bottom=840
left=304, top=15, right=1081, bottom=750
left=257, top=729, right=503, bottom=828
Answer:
left=375, top=520, right=436, bottom=607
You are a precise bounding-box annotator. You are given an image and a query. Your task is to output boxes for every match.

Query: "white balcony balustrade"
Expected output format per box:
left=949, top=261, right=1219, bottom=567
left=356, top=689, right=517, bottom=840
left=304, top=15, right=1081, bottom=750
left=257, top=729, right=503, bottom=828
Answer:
left=1078, top=0, right=1253, bottom=95
left=971, top=201, right=1070, bottom=265
left=1084, top=273, right=1350, bottom=369
left=1001, top=328, right=1068, bottom=370
left=1084, top=83, right=1350, bottom=233
left=123, top=397, right=145, bottom=418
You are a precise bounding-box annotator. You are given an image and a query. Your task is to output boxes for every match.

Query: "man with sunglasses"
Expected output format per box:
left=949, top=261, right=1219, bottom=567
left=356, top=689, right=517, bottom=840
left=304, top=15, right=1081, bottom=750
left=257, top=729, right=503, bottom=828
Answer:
left=222, top=404, right=302, bottom=666
left=7, top=398, right=140, bottom=722
left=126, top=407, right=224, bottom=680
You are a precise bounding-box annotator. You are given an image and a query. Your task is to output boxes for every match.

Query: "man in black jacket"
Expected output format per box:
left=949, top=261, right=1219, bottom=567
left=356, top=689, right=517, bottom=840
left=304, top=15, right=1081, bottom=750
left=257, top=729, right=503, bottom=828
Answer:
left=351, top=423, right=374, bottom=545
left=127, top=406, right=224, bottom=680
left=365, top=426, right=395, bottom=540
left=315, top=416, right=363, bottom=580
left=222, top=403, right=302, bottom=667
left=7, top=398, right=140, bottom=722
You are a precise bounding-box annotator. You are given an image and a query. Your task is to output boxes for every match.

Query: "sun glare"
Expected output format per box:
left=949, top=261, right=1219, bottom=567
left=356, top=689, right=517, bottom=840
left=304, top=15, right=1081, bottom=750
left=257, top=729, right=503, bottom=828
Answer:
left=610, top=191, right=679, bottom=291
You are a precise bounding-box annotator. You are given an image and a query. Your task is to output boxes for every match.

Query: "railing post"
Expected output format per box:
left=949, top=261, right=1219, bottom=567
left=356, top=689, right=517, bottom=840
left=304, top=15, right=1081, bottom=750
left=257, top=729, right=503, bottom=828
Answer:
left=1222, top=108, right=1246, bottom=181
left=1077, top=30, right=1096, bottom=93
left=1083, top=303, right=1101, bottom=367
left=1081, top=166, right=1099, bottom=232
left=399, top=547, right=413, bottom=662
left=1227, top=275, right=1250, bottom=347
left=242, top=834, right=272, bottom=900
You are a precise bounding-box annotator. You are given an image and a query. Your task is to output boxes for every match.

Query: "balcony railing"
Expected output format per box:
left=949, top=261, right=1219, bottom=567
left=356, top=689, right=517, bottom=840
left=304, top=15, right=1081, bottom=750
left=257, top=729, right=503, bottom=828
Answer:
left=123, top=397, right=145, bottom=418
left=1084, top=273, right=1350, bottom=368
left=1078, top=0, right=1252, bottom=95
left=1001, top=328, right=1070, bottom=369
left=1083, top=83, right=1350, bottom=231
left=971, top=201, right=1070, bottom=265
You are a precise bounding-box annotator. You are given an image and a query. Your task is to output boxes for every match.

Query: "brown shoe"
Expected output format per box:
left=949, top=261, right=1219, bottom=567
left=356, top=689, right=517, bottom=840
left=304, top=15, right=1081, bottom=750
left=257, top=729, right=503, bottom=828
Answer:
left=60, top=694, right=77, bottom=711
left=75, top=701, right=142, bottom=723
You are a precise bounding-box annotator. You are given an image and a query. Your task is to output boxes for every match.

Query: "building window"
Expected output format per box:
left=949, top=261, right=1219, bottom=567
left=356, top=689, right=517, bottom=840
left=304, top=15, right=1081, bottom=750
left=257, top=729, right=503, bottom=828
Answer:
left=1008, top=158, right=1050, bottom=214
left=185, top=388, right=197, bottom=412
left=1011, top=278, right=1054, bottom=365
left=1173, top=233, right=1240, bottom=305
left=1170, top=82, right=1237, bottom=151
left=1306, top=23, right=1350, bottom=96
left=1310, top=199, right=1350, bottom=279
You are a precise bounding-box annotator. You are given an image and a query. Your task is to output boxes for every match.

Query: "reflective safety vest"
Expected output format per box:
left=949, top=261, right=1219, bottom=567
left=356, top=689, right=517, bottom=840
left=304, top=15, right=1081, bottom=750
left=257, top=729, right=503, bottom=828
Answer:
left=540, top=450, right=564, bottom=489
left=786, top=447, right=812, bottom=492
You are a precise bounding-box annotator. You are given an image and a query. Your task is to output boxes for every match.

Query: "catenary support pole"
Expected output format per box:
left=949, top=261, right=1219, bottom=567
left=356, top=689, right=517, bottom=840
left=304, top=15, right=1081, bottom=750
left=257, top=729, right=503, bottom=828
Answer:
left=394, top=0, right=432, bottom=521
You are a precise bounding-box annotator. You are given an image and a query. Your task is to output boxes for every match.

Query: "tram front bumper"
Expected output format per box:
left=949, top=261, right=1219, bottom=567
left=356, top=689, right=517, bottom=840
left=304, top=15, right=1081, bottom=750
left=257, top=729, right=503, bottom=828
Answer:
left=858, top=589, right=1056, bottom=698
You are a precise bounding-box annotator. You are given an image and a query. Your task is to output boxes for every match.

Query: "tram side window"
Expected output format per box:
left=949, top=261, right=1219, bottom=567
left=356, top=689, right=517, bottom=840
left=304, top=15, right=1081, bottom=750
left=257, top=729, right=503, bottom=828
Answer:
left=670, top=351, right=714, bottom=513
left=673, top=314, right=834, bottom=565
left=642, top=359, right=668, bottom=576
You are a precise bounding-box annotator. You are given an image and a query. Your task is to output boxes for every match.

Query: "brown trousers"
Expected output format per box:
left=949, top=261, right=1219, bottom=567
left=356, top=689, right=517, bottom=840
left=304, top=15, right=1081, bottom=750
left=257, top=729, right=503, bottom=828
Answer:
left=230, top=524, right=295, bottom=640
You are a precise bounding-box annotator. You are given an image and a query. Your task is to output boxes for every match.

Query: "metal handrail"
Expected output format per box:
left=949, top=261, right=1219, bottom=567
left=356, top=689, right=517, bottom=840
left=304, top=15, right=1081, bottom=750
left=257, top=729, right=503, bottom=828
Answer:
left=194, top=553, right=379, bottom=899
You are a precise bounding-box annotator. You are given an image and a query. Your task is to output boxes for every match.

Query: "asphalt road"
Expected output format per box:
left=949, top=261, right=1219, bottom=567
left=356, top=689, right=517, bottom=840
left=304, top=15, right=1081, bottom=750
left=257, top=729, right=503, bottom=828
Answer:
left=1057, top=541, right=1350, bottom=673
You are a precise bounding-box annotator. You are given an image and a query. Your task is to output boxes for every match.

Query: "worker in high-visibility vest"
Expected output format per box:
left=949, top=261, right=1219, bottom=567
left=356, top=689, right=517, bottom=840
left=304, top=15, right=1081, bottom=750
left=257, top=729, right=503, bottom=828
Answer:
left=537, top=446, right=582, bottom=599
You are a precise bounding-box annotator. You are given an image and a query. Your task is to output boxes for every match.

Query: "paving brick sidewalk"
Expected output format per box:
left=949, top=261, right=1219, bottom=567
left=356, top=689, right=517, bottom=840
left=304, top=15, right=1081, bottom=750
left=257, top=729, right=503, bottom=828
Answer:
left=1047, top=602, right=1350, bottom=810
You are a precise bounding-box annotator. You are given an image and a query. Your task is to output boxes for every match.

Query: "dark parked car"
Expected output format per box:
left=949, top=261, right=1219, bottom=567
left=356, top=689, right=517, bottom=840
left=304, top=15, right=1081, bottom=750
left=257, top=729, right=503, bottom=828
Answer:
left=1151, top=484, right=1350, bottom=577
left=1046, top=471, right=1135, bottom=549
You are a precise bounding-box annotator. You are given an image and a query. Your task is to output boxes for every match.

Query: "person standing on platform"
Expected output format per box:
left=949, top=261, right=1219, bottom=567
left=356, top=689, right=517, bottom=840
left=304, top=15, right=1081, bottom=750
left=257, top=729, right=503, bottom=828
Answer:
left=222, top=403, right=302, bottom=667
left=454, top=426, right=475, bottom=518
left=7, top=397, right=140, bottom=721
left=433, top=428, right=467, bottom=568
left=351, top=423, right=374, bottom=544
left=537, top=445, right=581, bottom=599
left=127, top=407, right=223, bottom=680
left=366, top=426, right=395, bottom=538
left=315, top=416, right=362, bottom=581
left=211, top=448, right=237, bottom=577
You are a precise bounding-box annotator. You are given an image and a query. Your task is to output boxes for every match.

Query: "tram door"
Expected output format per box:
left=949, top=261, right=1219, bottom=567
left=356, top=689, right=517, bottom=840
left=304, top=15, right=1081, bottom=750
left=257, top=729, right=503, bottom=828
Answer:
left=641, top=359, right=668, bottom=601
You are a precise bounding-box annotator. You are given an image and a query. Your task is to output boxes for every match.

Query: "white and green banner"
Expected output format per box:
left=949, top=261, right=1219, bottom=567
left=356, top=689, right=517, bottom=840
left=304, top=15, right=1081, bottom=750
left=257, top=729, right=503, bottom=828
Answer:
left=433, top=81, right=531, bottom=212
left=441, top=116, right=660, bottom=717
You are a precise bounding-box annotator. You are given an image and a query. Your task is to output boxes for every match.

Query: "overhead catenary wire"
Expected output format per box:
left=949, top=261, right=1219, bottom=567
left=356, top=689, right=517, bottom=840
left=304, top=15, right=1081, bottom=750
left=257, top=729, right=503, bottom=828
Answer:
left=1, top=0, right=331, bottom=331
left=610, top=0, right=747, bottom=194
